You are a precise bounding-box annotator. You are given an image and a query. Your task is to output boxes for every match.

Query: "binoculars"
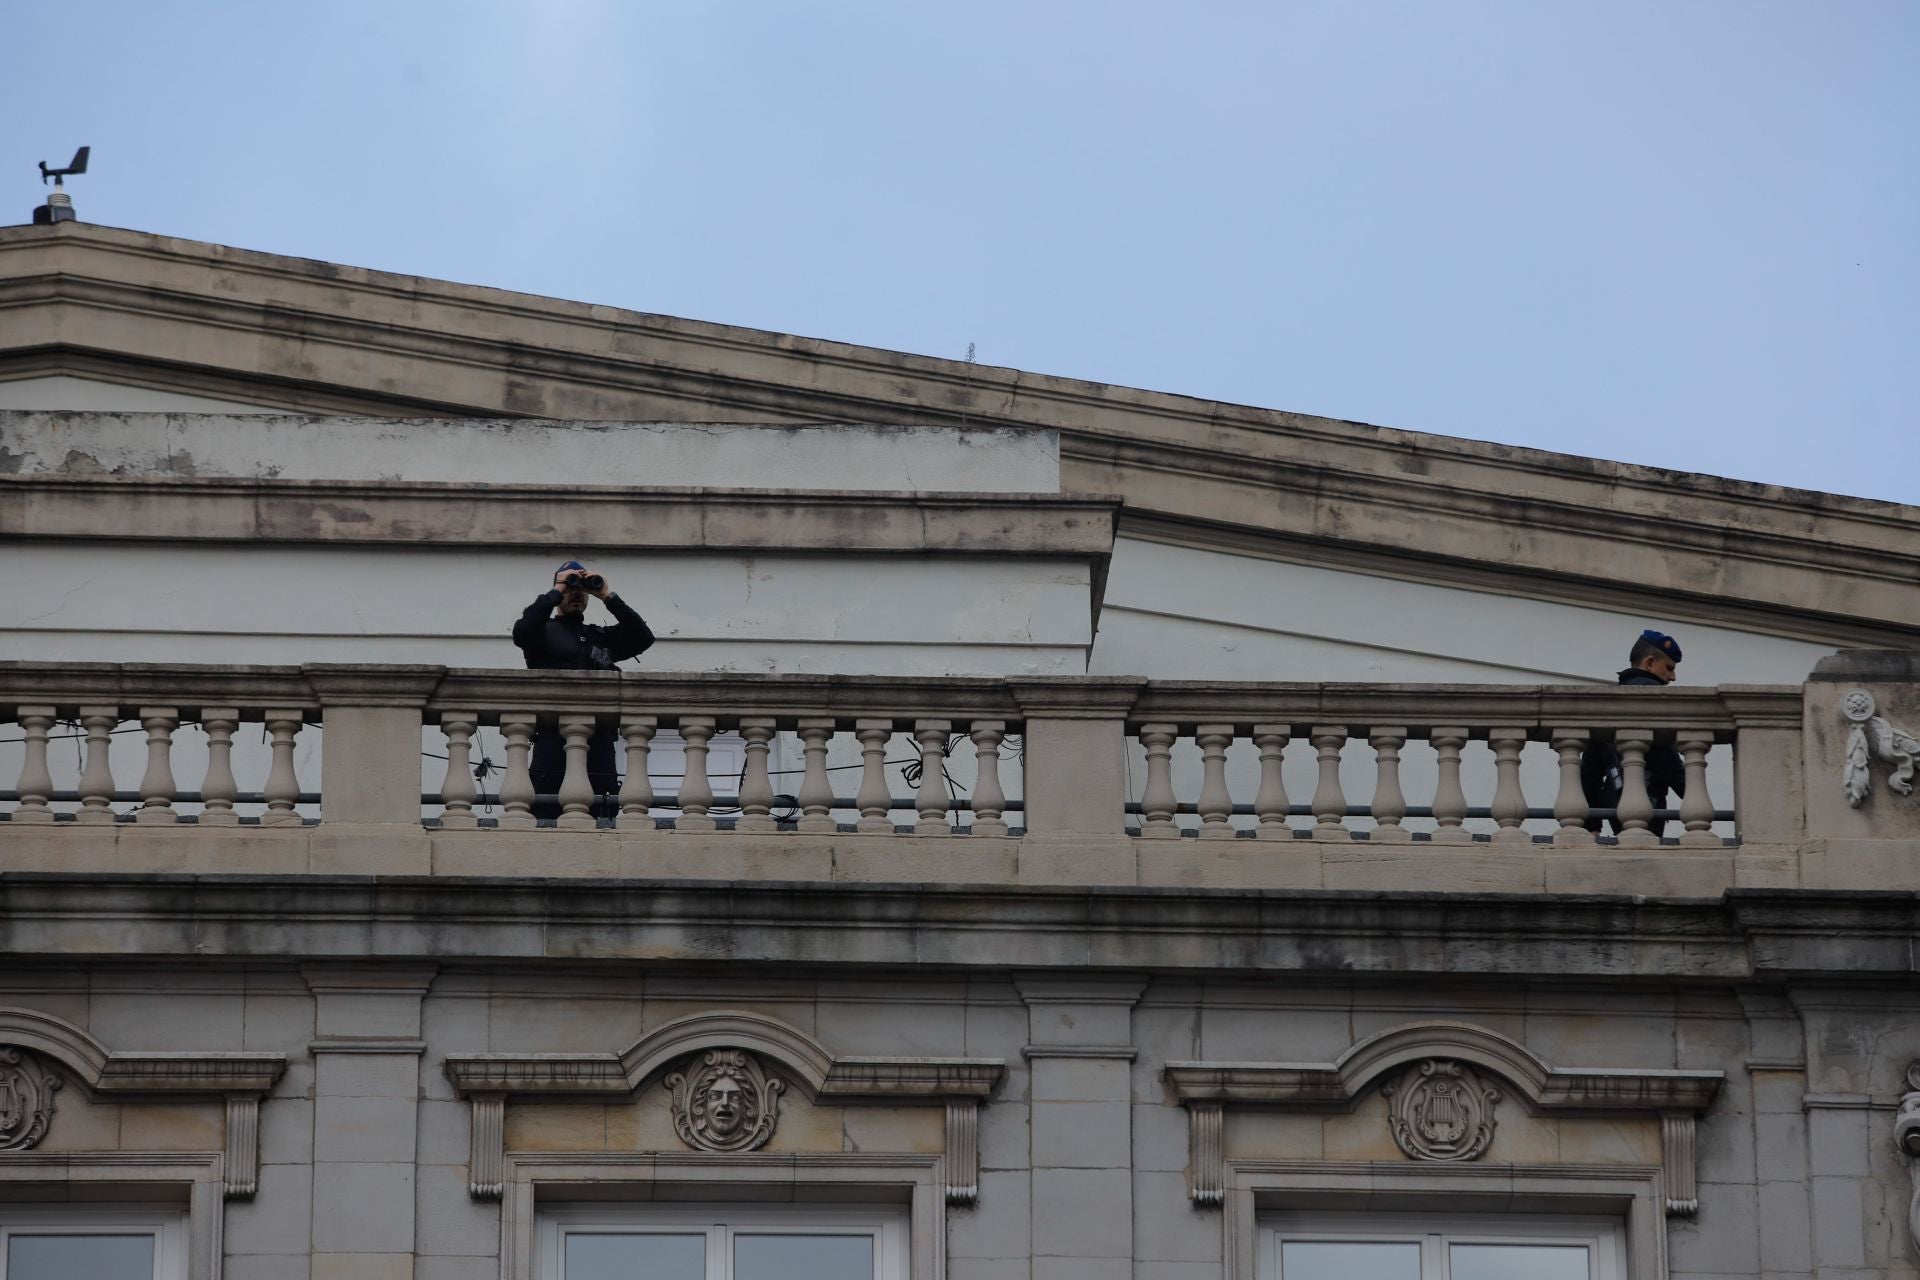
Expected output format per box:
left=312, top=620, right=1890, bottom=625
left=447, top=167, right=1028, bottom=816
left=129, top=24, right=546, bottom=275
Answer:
left=562, top=572, right=605, bottom=592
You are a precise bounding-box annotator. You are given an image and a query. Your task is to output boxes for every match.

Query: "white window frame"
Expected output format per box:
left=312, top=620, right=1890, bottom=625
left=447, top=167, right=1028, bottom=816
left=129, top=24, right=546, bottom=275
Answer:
left=1263, top=1211, right=1625, bottom=1280
left=538, top=1202, right=909, bottom=1280
left=0, top=1204, right=189, bottom=1280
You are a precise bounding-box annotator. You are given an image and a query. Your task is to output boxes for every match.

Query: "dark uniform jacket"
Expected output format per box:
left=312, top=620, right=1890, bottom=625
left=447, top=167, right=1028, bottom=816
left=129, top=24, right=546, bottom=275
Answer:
left=1580, top=666, right=1687, bottom=815
left=512, top=590, right=656, bottom=671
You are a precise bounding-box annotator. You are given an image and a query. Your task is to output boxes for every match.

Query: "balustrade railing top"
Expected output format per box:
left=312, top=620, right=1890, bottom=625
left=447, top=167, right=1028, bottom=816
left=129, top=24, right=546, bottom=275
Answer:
left=0, top=662, right=1825, bottom=855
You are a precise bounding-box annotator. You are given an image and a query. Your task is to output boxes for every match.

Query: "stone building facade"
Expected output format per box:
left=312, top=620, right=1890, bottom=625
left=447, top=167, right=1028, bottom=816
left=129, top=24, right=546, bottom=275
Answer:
left=2, top=219, right=1920, bottom=1280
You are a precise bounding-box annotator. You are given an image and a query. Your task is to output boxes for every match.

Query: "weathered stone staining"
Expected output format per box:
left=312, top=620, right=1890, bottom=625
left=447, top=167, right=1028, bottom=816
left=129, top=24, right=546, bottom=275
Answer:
left=2, top=222, right=1920, bottom=1280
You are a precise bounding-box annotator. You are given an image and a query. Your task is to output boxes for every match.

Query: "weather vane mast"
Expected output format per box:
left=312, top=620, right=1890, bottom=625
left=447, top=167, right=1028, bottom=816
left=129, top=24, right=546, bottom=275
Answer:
left=32, top=146, right=90, bottom=225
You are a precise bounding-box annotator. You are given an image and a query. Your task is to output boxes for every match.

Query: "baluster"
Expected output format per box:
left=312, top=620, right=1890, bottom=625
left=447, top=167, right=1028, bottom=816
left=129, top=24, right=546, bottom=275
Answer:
left=1368, top=727, right=1410, bottom=843
left=1429, top=727, right=1470, bottom=843
left=438, top=712, right=478, bottom=829
left=737, top=718, right=777, bottom=833
left=618, top=716, right=657, bottom=827
left=1614, top=728, right=1657, bottom=846
left=1676, top=729, right=1718, bottom=847
left=854, top=719, right=894, bottom=834
left=556, top=714, right=597, bottom=830
left=1138, top=723, right=1179, bottom=838
left=134, top=706, right=180, bottom=824
left=12, top=706, right=56, bottom=824
left=198, top=708, right=240, bottom=827
left=1252, top=725, right=1291, bottom=840
left=914, top=720, right=953, bottom=835
left=676, top=716, right=718, bottom=832
left=1195, top=724, right=1235, bottom=840
left=1488, top=727, right=1530, bottom=845
left=968, top=720, right=1008, bottom=837
left=260, top=710, right=304, bottom=825
left=496, top=712, right=537, bottom=830
left=1550, top=728, right=1594, bottom=847
left=75, top=706, right=119, bottom=824
left=1309, top=725, right=1348, bottom=839
left=795, top=719, right=836, bottom=834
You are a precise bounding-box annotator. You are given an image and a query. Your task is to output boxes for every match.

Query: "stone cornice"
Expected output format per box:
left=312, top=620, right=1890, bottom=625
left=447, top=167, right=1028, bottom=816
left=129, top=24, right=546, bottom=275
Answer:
left=0, top=471, right=1121, bottom=558
left=1, top=876, right=1917, bottom=980
left=1164, top=1021, right=1723, bottom=1113
left=4, top=223, right=1916, bottom=641
left=443, top=1010, right=1005, bottom=1102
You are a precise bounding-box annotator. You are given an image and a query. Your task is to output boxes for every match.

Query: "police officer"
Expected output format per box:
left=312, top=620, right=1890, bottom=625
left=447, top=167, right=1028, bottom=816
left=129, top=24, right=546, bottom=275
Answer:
left=1581, top=629, right=1687, bottom=830
left=511, top=560, right=656, bottom=817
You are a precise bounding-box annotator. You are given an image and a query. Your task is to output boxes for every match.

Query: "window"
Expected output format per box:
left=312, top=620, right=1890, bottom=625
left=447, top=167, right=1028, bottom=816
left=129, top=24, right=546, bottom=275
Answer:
left=538, top=1204, right=908, bottom=1280
left=0, top=1206, right=187, bottom=1280
left=1263, top=1213, right=1624, bottom=1280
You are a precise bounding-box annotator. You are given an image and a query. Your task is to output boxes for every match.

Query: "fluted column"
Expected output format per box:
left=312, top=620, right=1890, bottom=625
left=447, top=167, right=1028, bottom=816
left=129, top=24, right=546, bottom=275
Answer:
left=555, top=714, right=597, bottom=830
left=1488, top=726, right=1529, bottom=845
left=795, top=718, right=837, bottom=834
left=1614, top=729, right=1658, bottom=846
left=1675, top=729, right=1718, bottom=847
left=1428, top=727, right=1470, bottom=844
left=1363, top=727, right=1408, bottom=842
left=11, top=706, right=56, bottom=824
left=437, top=712, right=478, bottom=829
left=914, top=720, right=953, bottom=835
left=1138, top=723, right=1179, bottom=838
left=968, top=720, right=1008, bottom=837
left=675, top=717, right=718, bottom=832
left=134, top=706, right=179, bottom=824
left=199, top=708, right=240, bottom=826
left=854, top=719, right=894, bottom=834
left=1309, top=725, right=1348, bottom=840
left=1550, top=728, right=1594, bottom=847
left=1252, top=725, right=1291, bottom=840
left=618, top=716, right=656, bottom=826
left=75, top=706, right=118, bottom=825
left=496, top=713, right=537, bottom=830
left=737, top=718, right=778, bottom=832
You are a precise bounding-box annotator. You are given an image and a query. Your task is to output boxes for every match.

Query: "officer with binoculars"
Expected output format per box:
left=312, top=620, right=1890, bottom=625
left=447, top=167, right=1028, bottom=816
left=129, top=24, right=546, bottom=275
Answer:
left=511, top=560, right=656, bottom=817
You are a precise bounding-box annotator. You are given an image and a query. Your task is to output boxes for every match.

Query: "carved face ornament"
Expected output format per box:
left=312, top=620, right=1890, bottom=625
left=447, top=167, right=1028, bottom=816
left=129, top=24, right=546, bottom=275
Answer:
left=667, top=1049, right=785, bottom=1153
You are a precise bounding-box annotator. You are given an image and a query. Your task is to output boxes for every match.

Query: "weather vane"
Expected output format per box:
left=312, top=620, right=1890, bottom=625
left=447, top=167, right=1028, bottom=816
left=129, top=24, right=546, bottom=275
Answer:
left=32, top=147, right=90, bottom=225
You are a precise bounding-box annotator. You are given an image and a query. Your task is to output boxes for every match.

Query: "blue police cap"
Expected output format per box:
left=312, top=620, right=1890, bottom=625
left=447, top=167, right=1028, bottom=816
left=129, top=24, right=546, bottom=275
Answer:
left=1640, top=629, right=1682, bottom=663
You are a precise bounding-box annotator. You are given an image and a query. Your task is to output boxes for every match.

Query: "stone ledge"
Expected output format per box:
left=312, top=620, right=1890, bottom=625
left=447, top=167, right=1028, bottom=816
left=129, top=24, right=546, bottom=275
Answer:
left=0, top=873, right=1911, bottom=978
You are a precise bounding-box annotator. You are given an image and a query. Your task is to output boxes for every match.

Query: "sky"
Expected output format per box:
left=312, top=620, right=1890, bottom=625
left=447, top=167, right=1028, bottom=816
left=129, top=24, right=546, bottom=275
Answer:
left=8, top=1, right=1916, bottom=504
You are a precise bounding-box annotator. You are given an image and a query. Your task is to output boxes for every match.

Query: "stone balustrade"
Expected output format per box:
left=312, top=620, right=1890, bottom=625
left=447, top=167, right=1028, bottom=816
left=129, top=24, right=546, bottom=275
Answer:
left=2, top=658, right=1914, bottom=892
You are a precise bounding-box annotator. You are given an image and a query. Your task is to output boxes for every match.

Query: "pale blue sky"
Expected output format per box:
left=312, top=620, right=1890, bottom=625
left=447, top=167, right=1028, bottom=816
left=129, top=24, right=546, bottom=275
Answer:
left=9, top=1, right=1916, bottom=504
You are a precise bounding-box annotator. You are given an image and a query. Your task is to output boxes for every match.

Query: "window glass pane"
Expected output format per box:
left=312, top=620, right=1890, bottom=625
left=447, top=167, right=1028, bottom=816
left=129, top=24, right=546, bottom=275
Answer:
left=7, top=1233, right=155, bottom=1280
left=1279, top=1240, right=1419, bottom=1280
left=734, top=1233, right=875, bottom=1280
left=564, top=1232, right=706, bottom=1280
left=1449, top=1242, right=1590, bottom=1280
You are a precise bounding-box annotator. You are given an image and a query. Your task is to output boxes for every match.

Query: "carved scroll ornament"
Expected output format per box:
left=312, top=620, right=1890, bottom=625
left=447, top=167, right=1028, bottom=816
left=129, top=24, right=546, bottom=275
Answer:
left=0, top=1047, right=61, bottom=1151
left=1843, top=690, right=1919, bottom=808
left=667, top=1049, right=786, bottom=1153
left=1382, top=1058, right=1500, bottom=1162
left=1895, top=1063, right=1920, bottom=1256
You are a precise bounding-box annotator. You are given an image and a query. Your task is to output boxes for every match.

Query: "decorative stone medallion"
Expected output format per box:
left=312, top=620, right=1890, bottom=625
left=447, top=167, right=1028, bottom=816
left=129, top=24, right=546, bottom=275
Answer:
left=1382, top=1058, right=1499, bottom=1162
left=0, top=1047, right=61, bottom=1151
left=667, top=1049, right=785, bottom=1152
